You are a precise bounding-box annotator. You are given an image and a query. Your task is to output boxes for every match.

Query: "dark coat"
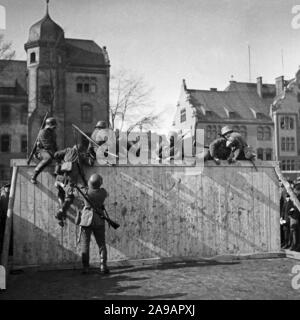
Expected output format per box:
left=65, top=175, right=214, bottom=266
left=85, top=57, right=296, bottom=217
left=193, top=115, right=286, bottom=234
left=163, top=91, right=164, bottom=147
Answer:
left=208, top=137, right=231, bottom=160
left=37, top=127, right=57, bottom=155
left=226, top=132, right=248, bottom=161
left=287, top=195, right=300, bottom=220
left=84, top=187, right=108, bottom=227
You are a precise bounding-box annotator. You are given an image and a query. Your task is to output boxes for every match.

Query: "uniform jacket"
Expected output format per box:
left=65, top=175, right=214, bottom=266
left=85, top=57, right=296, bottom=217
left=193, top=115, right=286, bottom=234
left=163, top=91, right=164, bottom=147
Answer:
left=83, top=187, right=108, bottom=227
left=227, top=132, right=248, bottom=160
left=209, top=137, right=231, bottom=160
left=37, top=127, right=57, bottom=155
left=55, top=147, right=90, bottom=185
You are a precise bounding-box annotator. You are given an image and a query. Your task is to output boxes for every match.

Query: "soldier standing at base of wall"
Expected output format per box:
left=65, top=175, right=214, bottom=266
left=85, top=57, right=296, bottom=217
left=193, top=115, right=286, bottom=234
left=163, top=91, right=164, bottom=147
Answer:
left=54, top=143, right=91, bottom=227
left=78, top=174, right=109, bottom=275
left=30, top=117, right=58, bottom=184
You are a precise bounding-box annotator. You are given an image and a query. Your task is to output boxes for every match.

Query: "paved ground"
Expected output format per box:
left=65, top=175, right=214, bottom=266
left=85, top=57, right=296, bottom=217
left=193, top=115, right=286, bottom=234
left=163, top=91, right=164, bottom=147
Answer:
left=1, top=258, right=300, bottom=300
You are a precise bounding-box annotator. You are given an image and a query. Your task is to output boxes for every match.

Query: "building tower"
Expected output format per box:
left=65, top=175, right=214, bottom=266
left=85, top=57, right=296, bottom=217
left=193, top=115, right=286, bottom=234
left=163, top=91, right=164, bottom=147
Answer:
left=24, top=0, right=66, bottom=151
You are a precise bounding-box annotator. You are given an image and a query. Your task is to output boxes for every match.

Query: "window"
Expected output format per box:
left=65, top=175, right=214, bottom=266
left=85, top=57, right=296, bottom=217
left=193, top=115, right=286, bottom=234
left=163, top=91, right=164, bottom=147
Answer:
left=257, top=148, right=264, bottom=160
left=81, top=104, right=93, bottom=123
left=30, top=52, right=36, bottom=63
left=0, top=165, right=10, bottom=181
left=77, top=83, right=83, bottom=93
left=263, top=127, right=271, bottom=141
left=20, top=105, right=27, bottom=125
left=84, top=83, right=90, bottom=93
left=90, top=84, right=97, bottom=93
left=290, top=137, right=295, bottom=151
left=40, top=85, right=52, bottom=104
left=265, top=149, right=272, bottom=160
left=280, top=116, right=295, bottom=130
left=21, top=135, right=27, bottom=153
left=1, top=105, right=10, bottom=123
left=1, top=135, right=10, bottom=152
left=281, top=160, right=286, bottom=171
left=206, top=125, right=212, bottom=140
left=180, top=108, right=186, bottom=123
left=257, top=127, right=263, bottom=140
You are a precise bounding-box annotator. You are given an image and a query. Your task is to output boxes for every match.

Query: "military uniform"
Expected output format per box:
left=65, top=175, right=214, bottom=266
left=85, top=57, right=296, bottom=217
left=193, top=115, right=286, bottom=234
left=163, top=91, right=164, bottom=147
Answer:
left=80, top=174, right=109, bottom=274
left=204, top=137, right=231, bottom=164
left=87, top=120, right=113, bottom=162
left=54, top=145, right=90, bottom=226
left=31, top=118, right=57, bottom=184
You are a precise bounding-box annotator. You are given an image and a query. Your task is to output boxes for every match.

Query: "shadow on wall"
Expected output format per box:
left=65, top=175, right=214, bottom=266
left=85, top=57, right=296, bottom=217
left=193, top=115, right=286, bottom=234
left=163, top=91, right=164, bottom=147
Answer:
left=11, top=164, right=279, bottom=268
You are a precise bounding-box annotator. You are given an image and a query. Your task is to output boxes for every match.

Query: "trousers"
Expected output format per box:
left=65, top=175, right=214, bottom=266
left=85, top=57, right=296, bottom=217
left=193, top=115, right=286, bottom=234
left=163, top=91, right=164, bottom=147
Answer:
left=81, top=225, right=107, bottom=268
left=35, top=150, right=53, bottom=173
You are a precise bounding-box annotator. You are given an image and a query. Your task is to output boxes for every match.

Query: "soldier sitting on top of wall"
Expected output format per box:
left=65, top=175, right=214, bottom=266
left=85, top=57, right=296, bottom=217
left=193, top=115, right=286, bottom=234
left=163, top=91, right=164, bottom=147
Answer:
left=221, top=126, right=256, bottom=163
left=203, top=134, right=232, bottom=164
left=54, top=143, right=92, bottom=227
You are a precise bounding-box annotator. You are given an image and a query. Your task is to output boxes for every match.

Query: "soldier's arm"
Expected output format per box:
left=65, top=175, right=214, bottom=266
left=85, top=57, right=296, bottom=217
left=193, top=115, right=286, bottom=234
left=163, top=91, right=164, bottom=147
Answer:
left=54, top=148, right=67, bottom=161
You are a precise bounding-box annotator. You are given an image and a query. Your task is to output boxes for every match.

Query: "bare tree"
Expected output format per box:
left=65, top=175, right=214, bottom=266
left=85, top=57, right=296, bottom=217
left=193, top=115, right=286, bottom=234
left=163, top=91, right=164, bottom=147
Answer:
left=110, top=69, right=159, bottom=131
left=0, top=34, right=15, bottom=60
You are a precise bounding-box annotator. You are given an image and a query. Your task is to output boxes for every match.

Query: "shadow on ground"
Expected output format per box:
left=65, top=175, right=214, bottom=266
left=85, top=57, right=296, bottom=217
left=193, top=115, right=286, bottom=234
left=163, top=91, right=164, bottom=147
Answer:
left=0, top=260, right=240, bottom=300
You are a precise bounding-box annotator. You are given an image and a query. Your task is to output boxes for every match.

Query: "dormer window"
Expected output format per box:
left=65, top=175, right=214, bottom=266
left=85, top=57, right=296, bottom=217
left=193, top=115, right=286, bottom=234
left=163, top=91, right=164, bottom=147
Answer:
left=30, top=52, right=36, bottom=64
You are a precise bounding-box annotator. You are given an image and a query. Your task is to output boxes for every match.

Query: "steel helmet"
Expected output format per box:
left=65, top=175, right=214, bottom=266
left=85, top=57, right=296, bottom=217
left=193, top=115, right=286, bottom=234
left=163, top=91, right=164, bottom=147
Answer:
left=95, top=120, right=107, bottom=129
left=45, top=117, right=57, bottom=129
left=221, top=125, right=233, bottom=136
left=88, top=174, right=103, bottom=189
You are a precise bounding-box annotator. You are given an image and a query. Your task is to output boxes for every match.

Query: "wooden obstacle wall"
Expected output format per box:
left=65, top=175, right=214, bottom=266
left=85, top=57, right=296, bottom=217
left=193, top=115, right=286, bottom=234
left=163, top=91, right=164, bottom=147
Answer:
left=11, top=160, right=280, bottom=268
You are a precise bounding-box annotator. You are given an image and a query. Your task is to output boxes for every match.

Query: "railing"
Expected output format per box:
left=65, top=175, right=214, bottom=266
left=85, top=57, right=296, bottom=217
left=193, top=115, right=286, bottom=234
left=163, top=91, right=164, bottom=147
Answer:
left=0, top=165, right=18, bottom=290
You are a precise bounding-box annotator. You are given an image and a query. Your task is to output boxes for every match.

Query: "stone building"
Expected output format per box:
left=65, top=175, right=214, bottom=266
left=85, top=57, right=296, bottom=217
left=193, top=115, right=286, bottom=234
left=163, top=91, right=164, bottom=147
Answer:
left=0, top=3, right=110, bottom=185
left=172, top=78, right=275, bottom=161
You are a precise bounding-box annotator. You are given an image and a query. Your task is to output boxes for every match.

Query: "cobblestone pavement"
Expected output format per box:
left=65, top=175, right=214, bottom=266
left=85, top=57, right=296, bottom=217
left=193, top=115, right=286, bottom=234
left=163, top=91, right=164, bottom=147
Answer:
left=1, top=258, right=300, bottom=300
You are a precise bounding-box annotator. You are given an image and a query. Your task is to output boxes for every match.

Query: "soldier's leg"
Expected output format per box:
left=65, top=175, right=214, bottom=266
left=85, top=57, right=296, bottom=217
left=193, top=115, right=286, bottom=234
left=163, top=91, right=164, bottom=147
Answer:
left=93, top=225, right=109, bottom=274
left=81, top=227, right=92, bottom=273
left=55, top=191, right=74, bottom=227
left=31, top=151, right=53, bottom=184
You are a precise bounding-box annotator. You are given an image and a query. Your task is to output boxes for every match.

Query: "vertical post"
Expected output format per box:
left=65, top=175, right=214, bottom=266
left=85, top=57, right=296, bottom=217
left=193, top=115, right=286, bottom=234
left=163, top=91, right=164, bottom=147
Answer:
left=0, top=165, right=18, bottom=290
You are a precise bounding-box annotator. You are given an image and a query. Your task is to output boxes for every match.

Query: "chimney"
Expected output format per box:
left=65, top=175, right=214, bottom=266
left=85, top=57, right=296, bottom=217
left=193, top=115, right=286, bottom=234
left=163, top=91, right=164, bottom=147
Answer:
left=275, top=76, right=284, bottom=96
left=257, top=77, right=263, bottom=98
left=210, top=88, right=217, bottom=91
left=182, top=79, right=187, bottom=91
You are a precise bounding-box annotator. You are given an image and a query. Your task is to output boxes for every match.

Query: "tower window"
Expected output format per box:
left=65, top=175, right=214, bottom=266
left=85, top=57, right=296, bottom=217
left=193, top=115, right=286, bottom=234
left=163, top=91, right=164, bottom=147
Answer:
left=257, top=148, right=264, bottom=160
left=84, top=83, right=90, bottom=93
left=265, top=149, right=272, bottom=160
left=77, top=83, right=83, bottom=93
left=1, top=135, right=10, bottom=152
left=21, top=135, right=27, bottom=153
left=81, top=104, right=93, bottom=123
left=30, top=52, right=36, bottom=63
left=1, top=105, right=10, bottom=123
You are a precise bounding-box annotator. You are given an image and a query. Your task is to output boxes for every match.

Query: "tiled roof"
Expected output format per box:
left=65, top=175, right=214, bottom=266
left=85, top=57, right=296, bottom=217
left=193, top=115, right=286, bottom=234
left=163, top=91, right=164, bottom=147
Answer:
left=0, top=60, right=27, bottom=96
left=65, top=38, right=107, bottom=67
left=225, top=81, right=276, bottom=98
left=187, top=88, right=273, bottom=122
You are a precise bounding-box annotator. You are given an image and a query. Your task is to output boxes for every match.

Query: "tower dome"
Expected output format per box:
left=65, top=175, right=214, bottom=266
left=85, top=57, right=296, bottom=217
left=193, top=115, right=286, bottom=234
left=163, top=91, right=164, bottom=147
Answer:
left=25, top=2, right=64, bottom=49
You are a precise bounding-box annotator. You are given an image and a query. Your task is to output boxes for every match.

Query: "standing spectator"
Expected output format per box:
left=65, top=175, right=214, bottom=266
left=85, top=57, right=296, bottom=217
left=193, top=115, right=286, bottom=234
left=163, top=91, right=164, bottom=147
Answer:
left=287, top=182, right=300, bottom=251
left=0, top=184, right=10, bottom=253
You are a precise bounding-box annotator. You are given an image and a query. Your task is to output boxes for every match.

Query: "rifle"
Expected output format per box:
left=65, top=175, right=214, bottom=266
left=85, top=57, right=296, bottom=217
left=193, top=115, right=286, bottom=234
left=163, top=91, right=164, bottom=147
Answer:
left=73, top=184, right=120, bottom=230
left=72, top=124, right=118, bottom=165
left=27, top=112, right=49, bottom=165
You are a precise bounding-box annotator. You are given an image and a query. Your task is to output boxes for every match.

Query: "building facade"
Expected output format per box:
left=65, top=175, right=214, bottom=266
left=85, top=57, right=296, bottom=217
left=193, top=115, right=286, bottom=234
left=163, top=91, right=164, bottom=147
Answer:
left=172, top=78, right=275, bottom=161
left=0, top=3, right=110, bottom=185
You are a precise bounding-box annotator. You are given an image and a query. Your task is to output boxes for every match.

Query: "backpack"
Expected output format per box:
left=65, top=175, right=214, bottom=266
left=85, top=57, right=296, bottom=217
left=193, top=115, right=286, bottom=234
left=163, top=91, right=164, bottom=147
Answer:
left=61, top=148, right=78, bottom=173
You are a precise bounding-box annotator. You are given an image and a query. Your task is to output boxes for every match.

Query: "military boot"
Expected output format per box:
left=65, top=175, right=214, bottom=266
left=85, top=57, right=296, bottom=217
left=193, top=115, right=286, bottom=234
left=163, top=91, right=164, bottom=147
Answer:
left=30, top=171, right=39, bottom=184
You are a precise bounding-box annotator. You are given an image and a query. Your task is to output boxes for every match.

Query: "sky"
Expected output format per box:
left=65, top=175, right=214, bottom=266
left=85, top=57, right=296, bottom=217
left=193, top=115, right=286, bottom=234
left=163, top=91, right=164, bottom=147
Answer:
left=1, top=0, right=300, bottom=130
